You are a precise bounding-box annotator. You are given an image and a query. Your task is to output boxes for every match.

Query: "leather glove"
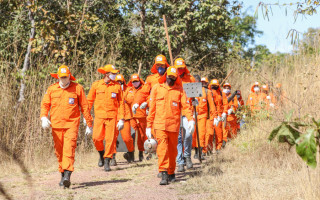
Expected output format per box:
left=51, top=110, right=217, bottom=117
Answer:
left=146, top=127, right=152, bottom=139
left=213, top=118, right=219, bottom=126
left=132, top=103, right=139, bottom=114
left=221, top=113, right=227, bottom=121
left=188, top=120, right=195, bottom=134
left=228, top=108, right=233, bottom=115
left=140, top=102, right=148, bottom=109
left=117, top=119, right=124, bottom=131
left=41, top=117, right=51, bottom=129
left=85, top=126, right=93, bottom=136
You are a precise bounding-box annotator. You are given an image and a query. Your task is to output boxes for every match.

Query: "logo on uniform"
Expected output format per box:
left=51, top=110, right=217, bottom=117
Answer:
left=250, top=97, right=253, bottom=100
left=69, top=98, right=75, bottom=104
left=111, top=92, right=117, bottom=98
left=172, top=102, right=178, bottom=107
left=202, top=99, right=206, bottom=102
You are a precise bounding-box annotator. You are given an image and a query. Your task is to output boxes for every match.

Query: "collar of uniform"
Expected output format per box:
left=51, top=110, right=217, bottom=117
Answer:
left=160, top=83, right=179, bottom=90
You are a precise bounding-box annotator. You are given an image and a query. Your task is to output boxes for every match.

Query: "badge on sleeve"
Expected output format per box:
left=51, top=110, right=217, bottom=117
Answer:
left=69, top=98, right=75, bottom=104
left=111, top=92, right=117, bottom=98
left=172, top=102, right=178, bottom=107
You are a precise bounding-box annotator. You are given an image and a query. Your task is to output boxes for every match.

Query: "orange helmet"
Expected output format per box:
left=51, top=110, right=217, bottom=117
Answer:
left=209, top=79, right=220, bottom=86
left=251, top=82, right=260, bottom=92
left=223, top=82, right=231, bottom=88
left=98, top=64, right=119, bottom=74
left=174, top=58, right=190, bottom=75
left=201, top=77, right=208, bottom=83
left=276, top=83, right=282, bottom=88
left=262, top=84, right=269, bottom=91
left=127, top=73, right=145, bottom=87
left=150, top=55, right=170, bottom=74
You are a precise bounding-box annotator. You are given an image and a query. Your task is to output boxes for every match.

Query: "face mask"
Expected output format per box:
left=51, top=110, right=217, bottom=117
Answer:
left=202, top=83, right=208, bottom=88
left=132, top=81, right=141, bottom=88
left=157, top=67, right=166, bottom=76
left=121, top=84, right=124, bottom=90
left=166, top=77, right=176, bottom=86
left=59, top=76, right=70, bottom=89
left=212, top=86, right=219, bottom=90
left=223, top=89, right=231, bottom=94
left=254, top=87, right=260, bottom=92
left=109, top=74, right=117, bottom=81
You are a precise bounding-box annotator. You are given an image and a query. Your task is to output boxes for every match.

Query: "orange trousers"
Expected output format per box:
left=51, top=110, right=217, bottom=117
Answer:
left=206, top=120, right=223, bottom=151
left=192, top=117, right=207, bottom=153
left=93, top=117, right=117, bottom=159
left=114, top=120, right=134, bottom=153
left=130, top=117, right=147, bottom=152
left=223, top=118, right=238, bottom=139
left=156, top=129, right=178, bottom=175
left=52, top=127, right=78, bottom=172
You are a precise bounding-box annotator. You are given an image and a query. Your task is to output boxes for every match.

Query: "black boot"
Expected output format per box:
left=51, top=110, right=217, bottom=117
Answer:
left=168, top=174, right=176, bottom=182
left=139, top=151, right=144, bottom=161
left=177, top=164, right=185, bottom=172
left=222, top=140, right=227, bottom=148
left=194, top=148, right=199, bottom=159
left=186, top=157, right=193, bottom=169
left=62, top=170, right=72, bottom=188
left=200, top=147, right=206, bottom=160
left=104, top=158, right=111, bottom=171
left=157, top=172, right=162, bottom=178
left=98, top=151, right=105, bottom=167
left=146, top=153, right=152, bottom=160
left=159, top=171, right=169, bottom=185
left=59, top=172, right=64, bottom=187
left=110, top=153, right=117, bottom=166
left=124, top=151, right=134, bottom=163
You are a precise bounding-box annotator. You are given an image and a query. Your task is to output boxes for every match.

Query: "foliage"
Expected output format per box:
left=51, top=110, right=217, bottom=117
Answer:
left=269, top=110, right=320, bottom=169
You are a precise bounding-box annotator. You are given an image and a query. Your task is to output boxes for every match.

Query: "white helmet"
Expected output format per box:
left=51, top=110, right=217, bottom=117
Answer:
left=144, top=139, right=158, bottom=154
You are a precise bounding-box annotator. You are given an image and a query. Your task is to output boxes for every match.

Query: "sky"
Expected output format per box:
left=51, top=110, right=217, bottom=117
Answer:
left=242, top=0, right=320, bottom=53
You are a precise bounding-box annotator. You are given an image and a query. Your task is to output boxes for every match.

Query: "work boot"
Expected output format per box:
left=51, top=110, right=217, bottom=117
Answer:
left=104, top=158, right=111, bottom=172
left=98, top=150, right=105, bottom=167
left=168, top=174, right=176, bottom=182
left=62, top=170, right=72, bottom=189
left=186, top=157, right=193, bottom=169
left=216, top=149, right=221, bottom=154
left=139, top=151, right=144, bottom=162
left=194, top=147, right=199, bottom=159
left=159, top=171, right=169, bottom=185
left=200, top=147, right=206, bottom=160
left=157, top=172, right=162, bottom=178
left=110, top=153, right=117, bottom=166
left=177, top=164, right=185, bottom=172
left=59, top=172, right=64, bottom=187
left=146, top=153, right=152, bottom=160
left=222, top=140, right=227, bottom=148
left=124, top=151, right=134, bottom=163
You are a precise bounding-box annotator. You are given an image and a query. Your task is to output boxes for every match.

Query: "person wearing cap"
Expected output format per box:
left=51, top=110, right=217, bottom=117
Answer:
left=193, top=77, right=210, bottom=158
left=40, top=65, right=93, bottom=188
left=235, top=90, right=245, bottom=130
left=261, top=84, right=276, bottom=110
left=207, top=79, right=224, bottom=151
left=174, top=58, right=196, bottom=172
left=247, top=82, right=267, bottom=112
left=87, top=64, right=125, bottom=172
left=222, top=83, right=238, bottom=139
left=126, top=74, right=148, bottom=162
left=146, top=66, right=194, bottom=185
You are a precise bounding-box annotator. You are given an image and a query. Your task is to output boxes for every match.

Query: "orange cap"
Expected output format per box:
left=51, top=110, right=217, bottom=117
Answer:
left=201, top=77, right=208, bottom=83
left=262, top=84, right=269, bottom=91
left=276, top=83, right=282, bottom=88
left=50, top=65, right=76, bottom=81
left=174, top=58, right=186, bottom=69
left=115, top=74, right=125, bottom=82
left=209, top=79, right=220, bottom=86
left=130, top=74, right=140, bottom=82
left=223, top=82, right=231, bottom=88
left=166, top=66, right=178, bottom=78
left=150, top=55, right=170, bottom=74
left=98, top=64, right=119, bottom=74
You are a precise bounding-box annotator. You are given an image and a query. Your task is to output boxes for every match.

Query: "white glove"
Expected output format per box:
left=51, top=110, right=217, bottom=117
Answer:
left=146, top=108, right=149, bottom=115
left=217, top=116, right=221, bottom=122
left=83, top=118, right=87, bottom=126
left=132, top=103, right=139, bottom=114
left=266, top=96, right=271, bottom=100
left=221, top=113, right=227, bottom=121
left=117, top=119, right=124, bottom=131
left=228, top=108, right=233, bottom=115
left=242, top=114, right=246, bottom=119
left=146, top=127, right=152, bottom=139
left=85, top=126, right=93, bottom=136
left=270, top=103, right=275, bottom=108
left=213, top=118, right=219, bottom=126
left=140, top=102, right=148, bottom=109
left=41, top=117, right=51, bottom=129
left=188, top=120, right=195, bottom=134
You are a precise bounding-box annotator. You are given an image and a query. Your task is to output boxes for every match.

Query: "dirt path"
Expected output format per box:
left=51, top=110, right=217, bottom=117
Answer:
left=0, top=152, right=209, bottom=200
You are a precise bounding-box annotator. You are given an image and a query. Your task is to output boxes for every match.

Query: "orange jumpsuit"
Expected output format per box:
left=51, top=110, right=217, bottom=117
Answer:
left=247, top=84, right=267, bottom=112
left=237, top=95, right=245, bottom=130
left=223, top=95, right=238, bottom=139
left=126, top=82, right=148, bottom=152
left=206, top=89, right=221, bottom=150
left=147, top=81, right=193, bottom=175
left=87, top=79, right=124, bottom=159
left=40, top=82, right=93, bottom=172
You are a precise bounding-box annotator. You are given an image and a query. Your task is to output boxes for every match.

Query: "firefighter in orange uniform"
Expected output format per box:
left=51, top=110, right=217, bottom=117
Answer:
left=222, top=83, right=238, bottom=138
left=261, top=84, right=276, bottom=110
left=40, top=65, right=93, bottom=188
left=87, top=64, right=125, bottom=172
left=146, top=66, right=194, bottom=185
left=247, top=82, right=267, bottom=112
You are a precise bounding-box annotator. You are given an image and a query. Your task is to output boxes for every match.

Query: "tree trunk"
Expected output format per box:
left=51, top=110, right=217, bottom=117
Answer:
left=18, top=2, right=35, bottom=103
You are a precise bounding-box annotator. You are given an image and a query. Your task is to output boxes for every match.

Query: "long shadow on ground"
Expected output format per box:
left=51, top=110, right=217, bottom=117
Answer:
left=72, top=178, right=131, bottom=189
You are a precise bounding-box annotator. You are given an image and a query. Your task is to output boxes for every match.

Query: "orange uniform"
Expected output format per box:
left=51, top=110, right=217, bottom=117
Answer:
left=223, top=92, right=238, bottom=139
left=206, top=88, right=221, bottom=150
left=40, top=81, right=93, bottom=172
left=87, top=79, right=124, bottom=159
left=147, top=67, right=193, bottom=175
left=126, top=74, right=148, bottom=152
left=247, top=82, right=267, bottom=112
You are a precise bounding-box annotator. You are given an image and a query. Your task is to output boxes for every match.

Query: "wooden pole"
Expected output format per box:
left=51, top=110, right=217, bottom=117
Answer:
left=138, top=61, right=142, bottom=76
left=220, top=69, right=234, bottom=86
left=163, top=15, right=173, bottom=66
